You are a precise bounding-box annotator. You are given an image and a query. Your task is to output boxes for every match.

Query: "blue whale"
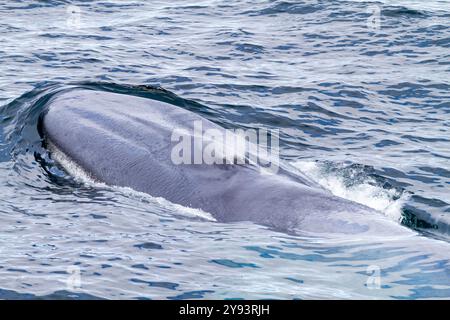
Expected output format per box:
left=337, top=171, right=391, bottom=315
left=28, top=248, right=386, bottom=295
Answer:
left=40, top=89, right=413, bottom=237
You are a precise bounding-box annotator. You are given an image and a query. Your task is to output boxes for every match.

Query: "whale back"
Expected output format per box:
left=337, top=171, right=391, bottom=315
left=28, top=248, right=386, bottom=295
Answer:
left=41, top=89, right=413, bottom=236
left=42, top=89, right=241, bottom=211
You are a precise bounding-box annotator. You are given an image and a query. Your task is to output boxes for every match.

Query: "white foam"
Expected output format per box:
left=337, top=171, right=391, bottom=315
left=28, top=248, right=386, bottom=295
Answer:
left=112, top=186, right=217, bottom=222
left=292, top=161, right=410, bottom=222
left=48, top=142, right=216, bottom=222
left=48, top=141, right=96, bottom=184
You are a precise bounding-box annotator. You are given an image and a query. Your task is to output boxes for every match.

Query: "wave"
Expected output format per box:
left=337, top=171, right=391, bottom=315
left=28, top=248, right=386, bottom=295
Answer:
left=347, top=0, right=450, bottom=13
left=294, top=160, right=409, bottom=221
left=292, top=160, right=450, bottom=240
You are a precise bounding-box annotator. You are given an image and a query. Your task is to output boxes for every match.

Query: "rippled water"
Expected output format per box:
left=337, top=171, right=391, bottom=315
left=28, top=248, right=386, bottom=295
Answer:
left=0, top=0, right=449, bottom=299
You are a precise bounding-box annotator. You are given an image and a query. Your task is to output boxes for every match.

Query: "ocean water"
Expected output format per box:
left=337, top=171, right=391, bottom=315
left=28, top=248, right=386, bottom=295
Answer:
left=0, top=0, right=449, bottom=299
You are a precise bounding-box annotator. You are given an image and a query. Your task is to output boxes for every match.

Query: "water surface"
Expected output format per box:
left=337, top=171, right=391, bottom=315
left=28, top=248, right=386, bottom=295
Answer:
left=0, top=0, right=449, bottom=299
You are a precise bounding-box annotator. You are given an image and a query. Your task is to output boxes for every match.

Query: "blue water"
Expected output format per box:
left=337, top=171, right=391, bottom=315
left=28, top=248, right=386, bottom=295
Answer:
left=0, top=0, right=449, bottom=299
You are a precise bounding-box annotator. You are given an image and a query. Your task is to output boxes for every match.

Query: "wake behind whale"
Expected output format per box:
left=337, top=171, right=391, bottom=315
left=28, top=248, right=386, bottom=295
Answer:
left=39, top=88, right=415, bottom=237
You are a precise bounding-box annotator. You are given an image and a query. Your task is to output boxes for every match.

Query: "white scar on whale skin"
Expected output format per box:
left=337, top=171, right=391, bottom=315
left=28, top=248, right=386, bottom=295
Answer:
left=47, top=141, right=217, bottom=222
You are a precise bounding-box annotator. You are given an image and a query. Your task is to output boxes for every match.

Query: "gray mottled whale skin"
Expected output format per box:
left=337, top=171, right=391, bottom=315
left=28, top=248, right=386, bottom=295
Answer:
left=41, top=89, right=413, bottom=237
